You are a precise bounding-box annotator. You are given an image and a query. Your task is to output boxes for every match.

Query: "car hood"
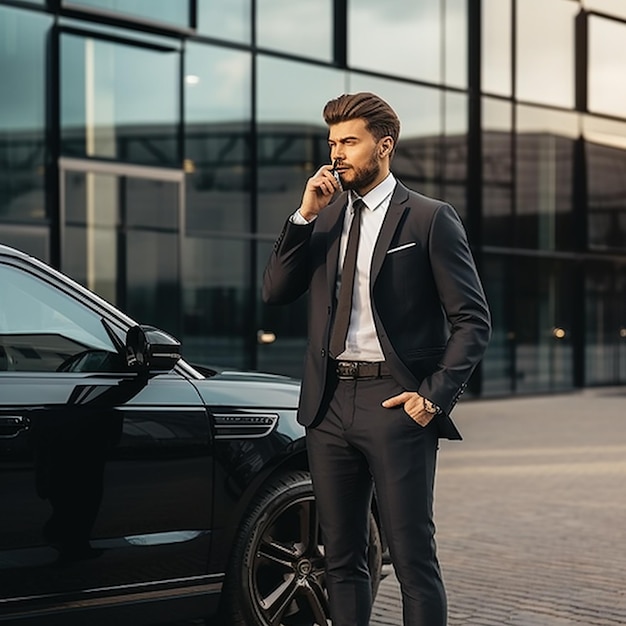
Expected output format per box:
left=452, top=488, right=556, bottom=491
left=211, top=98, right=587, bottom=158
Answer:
left=191, top=368, right=301, bottom=410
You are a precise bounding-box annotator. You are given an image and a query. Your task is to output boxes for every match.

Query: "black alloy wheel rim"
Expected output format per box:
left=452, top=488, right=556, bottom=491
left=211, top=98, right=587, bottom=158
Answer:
left=248, top=495, right=329, bottom=626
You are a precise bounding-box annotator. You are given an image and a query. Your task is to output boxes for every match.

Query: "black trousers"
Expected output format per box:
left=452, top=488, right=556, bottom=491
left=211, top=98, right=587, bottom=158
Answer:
left=306, top=375, right=446, bottom=626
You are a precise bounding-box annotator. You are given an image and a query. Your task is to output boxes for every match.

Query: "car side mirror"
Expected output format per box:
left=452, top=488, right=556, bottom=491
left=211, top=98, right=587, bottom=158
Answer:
left=125, top=325, right=181, bottom=374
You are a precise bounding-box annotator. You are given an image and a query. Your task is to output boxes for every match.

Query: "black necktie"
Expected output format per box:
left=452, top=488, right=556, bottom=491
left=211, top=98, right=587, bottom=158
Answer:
left=329, top=198, right=365, bottom=359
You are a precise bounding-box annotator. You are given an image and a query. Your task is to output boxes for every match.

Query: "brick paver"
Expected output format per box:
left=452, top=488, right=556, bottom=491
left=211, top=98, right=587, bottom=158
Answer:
left=371, top=387, right=626, bottom=625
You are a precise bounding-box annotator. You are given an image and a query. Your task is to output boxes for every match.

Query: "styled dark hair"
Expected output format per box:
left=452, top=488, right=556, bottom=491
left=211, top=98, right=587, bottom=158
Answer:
left=323, top=92, right=400, bottom=149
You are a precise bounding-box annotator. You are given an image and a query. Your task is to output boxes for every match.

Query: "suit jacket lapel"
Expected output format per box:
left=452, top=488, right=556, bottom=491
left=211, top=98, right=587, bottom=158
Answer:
left=370, top=183, right=409, bottom=281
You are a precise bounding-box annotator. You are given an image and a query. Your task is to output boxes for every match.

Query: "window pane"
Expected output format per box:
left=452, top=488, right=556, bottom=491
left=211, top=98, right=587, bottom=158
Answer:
left=482, top=0, right=512, bottom=96
left=481, top=254, right=514, bottom=395
left=182, top=237, right=249, bottom=369
left=348, top=0, right=442, bottom=84
left=64, top=170, right=119, bottom=304
left=584, top=116, right=626, bottom=251
left=588, top=16, right=626, bottom=119
left=126, top=228, right=180, bottom=335
left=61, top=34, right=179, bottom=166
left=445, top=0, right=468, bottom=88
left=516, top=105, right=579, bottom=250
left=0, top=7, right=49, bottom=223
left=349, top=74, right=443, bottom=200
left=185, top=44, right=252, bottom=234
left=516, top=0, right=577, bottom=108
left=514, top=258, right=574, bottom=393
left=197, top=0, right=250, bottom=43
left=257, top=240, right=307, bottom=377
left=585, top=261, right=626, bottom=385
left=63, top=0, right=190, bottom=28
left=256, top=56, right=344, bottom=237
left=257, top=0, right=332, bottom=61
left=0, top=226, right=49, bottom=261
left=443, top=91, right=467, bottom=219
left=483, top=98, right=513, bottom=246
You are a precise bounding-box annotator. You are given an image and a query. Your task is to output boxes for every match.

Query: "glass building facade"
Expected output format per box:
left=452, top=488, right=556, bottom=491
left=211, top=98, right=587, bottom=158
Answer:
left=1, top=0, right=625, bottom=395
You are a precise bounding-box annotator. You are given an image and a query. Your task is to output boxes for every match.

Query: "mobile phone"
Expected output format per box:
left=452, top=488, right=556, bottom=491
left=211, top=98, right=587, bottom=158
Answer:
left=331, top=159, right=343, bottom=191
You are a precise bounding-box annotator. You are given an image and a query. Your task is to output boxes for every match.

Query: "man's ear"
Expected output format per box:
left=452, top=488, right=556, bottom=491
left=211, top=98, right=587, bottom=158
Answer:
left=379, top=136, right=394, bottom=158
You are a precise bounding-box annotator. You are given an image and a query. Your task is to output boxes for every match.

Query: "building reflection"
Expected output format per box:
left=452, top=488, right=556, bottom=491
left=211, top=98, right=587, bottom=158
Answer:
left=1, top=0, right=625, bottom=396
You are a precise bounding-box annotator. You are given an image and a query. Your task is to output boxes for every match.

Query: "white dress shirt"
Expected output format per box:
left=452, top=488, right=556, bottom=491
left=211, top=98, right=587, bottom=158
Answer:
left=293, top=173, right=397, bottom=362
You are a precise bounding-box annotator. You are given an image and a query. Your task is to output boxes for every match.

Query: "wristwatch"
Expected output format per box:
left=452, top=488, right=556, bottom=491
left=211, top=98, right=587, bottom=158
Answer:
left=423, top=398, right=441, bottom=414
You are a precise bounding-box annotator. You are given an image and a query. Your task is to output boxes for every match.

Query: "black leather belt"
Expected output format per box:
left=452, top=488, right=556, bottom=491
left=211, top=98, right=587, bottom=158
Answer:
left=334, top=360, right=392, bottom=380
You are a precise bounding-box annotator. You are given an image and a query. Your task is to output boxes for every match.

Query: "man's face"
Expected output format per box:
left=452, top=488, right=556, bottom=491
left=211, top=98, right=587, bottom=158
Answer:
left=328, top=118, right=389, bottom=195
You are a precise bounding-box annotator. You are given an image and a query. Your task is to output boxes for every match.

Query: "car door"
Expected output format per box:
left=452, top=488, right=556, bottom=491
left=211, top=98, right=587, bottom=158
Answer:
left=0, top=256, right=214, bottom=614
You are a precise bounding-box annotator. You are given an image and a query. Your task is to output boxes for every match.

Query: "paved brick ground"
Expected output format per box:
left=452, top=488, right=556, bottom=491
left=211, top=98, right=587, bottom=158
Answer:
left=371, top=387, right=626, bottom=625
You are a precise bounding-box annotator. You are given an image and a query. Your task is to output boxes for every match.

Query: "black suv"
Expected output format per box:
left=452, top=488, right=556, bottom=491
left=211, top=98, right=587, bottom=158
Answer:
left=0, top=244, right=382, bottom=626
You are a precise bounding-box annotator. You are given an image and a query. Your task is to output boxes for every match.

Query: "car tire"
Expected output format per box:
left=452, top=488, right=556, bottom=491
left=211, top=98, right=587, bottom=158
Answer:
left=221, top=470, right=382, bottom=626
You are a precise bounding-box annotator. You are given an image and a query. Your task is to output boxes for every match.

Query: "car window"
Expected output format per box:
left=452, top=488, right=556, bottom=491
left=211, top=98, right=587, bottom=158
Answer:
left=0, top=264, right=119, bottom=372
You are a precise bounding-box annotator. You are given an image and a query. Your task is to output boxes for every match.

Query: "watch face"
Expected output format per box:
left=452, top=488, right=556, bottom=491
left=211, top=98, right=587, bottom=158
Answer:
left=424, top=400, right=437, bottom=413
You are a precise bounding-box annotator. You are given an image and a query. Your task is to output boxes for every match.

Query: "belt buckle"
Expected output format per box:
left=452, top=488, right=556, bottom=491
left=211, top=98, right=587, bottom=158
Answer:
left=337, top=361, right=359, bottom=379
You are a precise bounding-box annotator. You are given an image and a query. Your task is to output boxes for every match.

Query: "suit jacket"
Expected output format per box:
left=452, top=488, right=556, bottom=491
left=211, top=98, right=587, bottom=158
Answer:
left=262, top=181, right=491, bottom=439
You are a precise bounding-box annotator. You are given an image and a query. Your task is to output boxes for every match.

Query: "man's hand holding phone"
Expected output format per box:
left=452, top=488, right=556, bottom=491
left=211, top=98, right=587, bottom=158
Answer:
left=298, top=161, right=342, bottom=222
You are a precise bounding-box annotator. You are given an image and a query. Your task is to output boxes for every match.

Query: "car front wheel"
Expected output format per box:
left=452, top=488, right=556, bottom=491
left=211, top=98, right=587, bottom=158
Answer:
left=222, top=470, right=382, bottom=626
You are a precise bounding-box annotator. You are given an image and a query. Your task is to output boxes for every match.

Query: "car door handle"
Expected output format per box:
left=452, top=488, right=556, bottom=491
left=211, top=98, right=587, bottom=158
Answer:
left=0, top=415, right=31, bottom=438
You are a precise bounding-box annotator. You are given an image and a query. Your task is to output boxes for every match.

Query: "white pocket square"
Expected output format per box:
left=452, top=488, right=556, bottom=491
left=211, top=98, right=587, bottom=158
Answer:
left=386, top=242, right=417, bottom=255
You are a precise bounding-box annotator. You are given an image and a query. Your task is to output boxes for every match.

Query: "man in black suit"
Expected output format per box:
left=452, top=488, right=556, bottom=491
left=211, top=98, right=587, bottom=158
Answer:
left=263, top=92, right=491, bottom=626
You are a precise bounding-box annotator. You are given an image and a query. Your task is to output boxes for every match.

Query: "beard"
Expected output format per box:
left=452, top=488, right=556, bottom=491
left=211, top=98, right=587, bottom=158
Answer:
left=340, top=151, right=381, bottom=194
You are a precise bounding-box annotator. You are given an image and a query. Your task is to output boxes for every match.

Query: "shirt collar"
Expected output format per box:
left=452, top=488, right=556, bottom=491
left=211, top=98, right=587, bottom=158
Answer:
left=349, top=173, right=396, bottom=212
